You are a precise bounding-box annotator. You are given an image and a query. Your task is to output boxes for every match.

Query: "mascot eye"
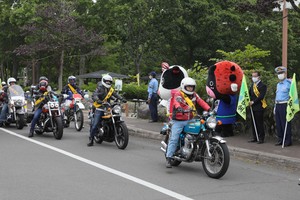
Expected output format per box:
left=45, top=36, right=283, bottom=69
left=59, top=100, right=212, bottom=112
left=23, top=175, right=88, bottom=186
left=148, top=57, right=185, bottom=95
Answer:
left=231, top=66, right=236, bottom=71
left=209, top=81, right=214, bottom=87
left=229, top=74, right=236, bottom=82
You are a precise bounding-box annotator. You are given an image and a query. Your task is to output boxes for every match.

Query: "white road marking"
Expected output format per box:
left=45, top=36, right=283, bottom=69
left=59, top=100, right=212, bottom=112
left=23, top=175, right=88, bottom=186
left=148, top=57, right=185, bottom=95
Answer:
left=1, top=128, right=193, bottom=200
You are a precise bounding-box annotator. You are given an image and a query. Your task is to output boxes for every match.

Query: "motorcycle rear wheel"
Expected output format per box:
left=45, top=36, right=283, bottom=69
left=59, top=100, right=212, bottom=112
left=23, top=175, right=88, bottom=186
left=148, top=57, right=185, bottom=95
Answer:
left=53, top=116, right=63, bottom=140
left=202, top=139, right=230, bottom=179
left=74, top=109, right=84, bottom=131
left=114, top=122, right=129, bottom=149
left=16, top=114, right=25, bottom=129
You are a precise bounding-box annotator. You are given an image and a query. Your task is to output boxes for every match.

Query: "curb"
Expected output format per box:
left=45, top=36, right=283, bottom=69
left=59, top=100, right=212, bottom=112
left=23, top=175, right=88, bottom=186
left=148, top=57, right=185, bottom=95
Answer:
left=126, top=126, right=300, bottom=171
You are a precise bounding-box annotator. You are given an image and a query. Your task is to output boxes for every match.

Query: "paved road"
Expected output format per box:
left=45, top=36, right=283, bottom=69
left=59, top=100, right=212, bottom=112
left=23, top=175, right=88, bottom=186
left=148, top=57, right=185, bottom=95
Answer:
left=1, top=126, right=300, bottom=200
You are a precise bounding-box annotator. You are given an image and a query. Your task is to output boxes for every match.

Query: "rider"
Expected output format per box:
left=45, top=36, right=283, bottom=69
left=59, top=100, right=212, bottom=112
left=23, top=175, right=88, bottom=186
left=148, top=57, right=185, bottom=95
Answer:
left=1, top=81, right=6, bottom=88
left=28, top=76, right=52, bottom=137
left=165, top=77, right=210, bottom=168
left=87, top=74, right=126, bottom=146
left=0, top=78, right=17, bottom=126
left=61, top=75, right=83, bottom=127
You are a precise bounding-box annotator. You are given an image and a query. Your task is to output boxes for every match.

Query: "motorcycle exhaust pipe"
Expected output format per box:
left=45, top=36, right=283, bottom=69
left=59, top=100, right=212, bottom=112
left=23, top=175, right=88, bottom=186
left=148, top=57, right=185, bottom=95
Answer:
left=161, top=141, right=167, bottom=149
left=205, top=140, right=212, bottom=158
left=160, top=147, right=166, bottom=152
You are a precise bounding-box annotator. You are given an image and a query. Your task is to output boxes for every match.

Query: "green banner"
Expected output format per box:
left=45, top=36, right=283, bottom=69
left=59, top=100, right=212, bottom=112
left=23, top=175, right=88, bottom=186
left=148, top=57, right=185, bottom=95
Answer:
left=237, top=75, right=250, bottom=120
left=286, top=73, right=299, bottom=122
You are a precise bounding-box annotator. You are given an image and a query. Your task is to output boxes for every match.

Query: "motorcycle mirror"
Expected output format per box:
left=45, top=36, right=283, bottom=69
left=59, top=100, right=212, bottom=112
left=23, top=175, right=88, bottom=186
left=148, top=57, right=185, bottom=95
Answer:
left=63, top=94, right=68, bottom=99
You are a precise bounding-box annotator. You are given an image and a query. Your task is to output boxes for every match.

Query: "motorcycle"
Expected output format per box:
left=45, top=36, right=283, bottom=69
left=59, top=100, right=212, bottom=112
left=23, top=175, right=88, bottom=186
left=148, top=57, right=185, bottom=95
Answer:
left=0, top=85, right=27, bottom=129
left=90, top=100, right=129, bottom=149
left=33, top=91, right=64, bottom=140
left=160, top=109, right=230, bottom=179
left=62, top=93, right=88, bottom=131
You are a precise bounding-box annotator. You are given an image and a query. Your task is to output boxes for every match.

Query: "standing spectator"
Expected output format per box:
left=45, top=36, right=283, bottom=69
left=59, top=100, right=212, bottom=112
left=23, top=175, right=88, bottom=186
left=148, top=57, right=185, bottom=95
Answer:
left=248, top=71, right=267, bottom=144
left=274, top=66, right=292, bottom=147
left=147, top=71, right=158, bottom=122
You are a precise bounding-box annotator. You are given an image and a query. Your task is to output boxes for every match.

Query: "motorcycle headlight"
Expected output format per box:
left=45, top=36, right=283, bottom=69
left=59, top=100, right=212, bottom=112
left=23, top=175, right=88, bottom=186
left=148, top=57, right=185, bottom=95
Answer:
left=112, top=105, right=121, bottom=114
left=50, top=102, right=55, bottom=108
left=206, top=116, right=217, bottom=129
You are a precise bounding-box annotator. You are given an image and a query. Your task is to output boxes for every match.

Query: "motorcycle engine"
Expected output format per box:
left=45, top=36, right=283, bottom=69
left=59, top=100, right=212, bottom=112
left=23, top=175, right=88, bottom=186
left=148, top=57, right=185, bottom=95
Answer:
left=181, top=134, right=194, bottom=159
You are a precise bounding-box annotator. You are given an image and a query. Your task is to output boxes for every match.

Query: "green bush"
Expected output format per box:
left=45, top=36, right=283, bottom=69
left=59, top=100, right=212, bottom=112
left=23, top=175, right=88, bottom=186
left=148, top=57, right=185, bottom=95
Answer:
left=81, top=82, right=97, bottom=92
left=122, top=83, right=148, bottom=100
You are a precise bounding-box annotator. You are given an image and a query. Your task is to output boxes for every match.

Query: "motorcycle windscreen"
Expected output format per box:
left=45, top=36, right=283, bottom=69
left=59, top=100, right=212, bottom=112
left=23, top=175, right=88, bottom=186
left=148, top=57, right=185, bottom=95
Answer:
left=8, top=85, right=25, bottom=98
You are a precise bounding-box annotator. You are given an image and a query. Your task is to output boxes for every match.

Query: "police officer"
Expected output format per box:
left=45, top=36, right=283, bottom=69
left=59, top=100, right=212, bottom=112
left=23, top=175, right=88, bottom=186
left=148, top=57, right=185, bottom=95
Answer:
left=147, top=71, right=158, bottom=122
left=274, top=66, right=292, bottom=147
left=0, top=78, right=16, bottom=126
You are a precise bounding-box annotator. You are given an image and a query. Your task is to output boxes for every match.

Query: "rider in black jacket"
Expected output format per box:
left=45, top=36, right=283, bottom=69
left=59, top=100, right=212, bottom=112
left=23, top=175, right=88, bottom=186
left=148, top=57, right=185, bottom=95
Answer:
left=87, top=74, right=126, bottom=146
left=28, top=76, right=52, bottom=137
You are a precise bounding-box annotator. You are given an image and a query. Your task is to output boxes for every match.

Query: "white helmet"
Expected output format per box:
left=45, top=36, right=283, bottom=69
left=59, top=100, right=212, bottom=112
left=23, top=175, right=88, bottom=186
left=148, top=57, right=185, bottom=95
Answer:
left=101, top=74, right=113, bottom=88
left=1, top=81, right=6, bottom=86
left=7, top=77, right=16, bottom=85
left=180, top=77, right=196, bottom=95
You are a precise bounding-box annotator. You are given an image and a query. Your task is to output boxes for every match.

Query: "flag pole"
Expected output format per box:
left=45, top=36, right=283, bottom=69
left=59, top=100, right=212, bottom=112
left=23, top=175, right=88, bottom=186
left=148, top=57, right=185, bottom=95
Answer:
left=282, top=118, right=288, bottom=148
left=250, top=106, right=259, bottom=142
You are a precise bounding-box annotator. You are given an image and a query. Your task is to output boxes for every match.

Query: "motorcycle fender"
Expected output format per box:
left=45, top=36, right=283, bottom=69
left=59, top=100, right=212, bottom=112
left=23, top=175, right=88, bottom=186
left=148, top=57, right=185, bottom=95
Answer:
left=77, top=103, right=85, bottom=109
left=212, top=136, right=227, bottom=144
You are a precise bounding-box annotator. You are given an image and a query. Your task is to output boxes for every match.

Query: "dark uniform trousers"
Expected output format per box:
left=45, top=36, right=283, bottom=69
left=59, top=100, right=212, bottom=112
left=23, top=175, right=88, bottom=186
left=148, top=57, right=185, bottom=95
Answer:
left=250, top=110, right=265, bottom=141
left=275, top=103, right=292, bottom=145
left=149, top=93, right=158, bottom=121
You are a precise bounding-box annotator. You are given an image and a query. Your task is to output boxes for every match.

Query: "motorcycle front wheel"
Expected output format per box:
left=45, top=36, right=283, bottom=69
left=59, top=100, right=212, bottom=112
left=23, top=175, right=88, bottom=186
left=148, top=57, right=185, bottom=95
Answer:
left=53, top=116, right=63, bottom=140
left=16, top=114, right=25, bottom=129
left=74, top=109, right=84, bottom=131
left=114, top=122, right=129, bottom=149
left=202, top=139, right=230, bottom=179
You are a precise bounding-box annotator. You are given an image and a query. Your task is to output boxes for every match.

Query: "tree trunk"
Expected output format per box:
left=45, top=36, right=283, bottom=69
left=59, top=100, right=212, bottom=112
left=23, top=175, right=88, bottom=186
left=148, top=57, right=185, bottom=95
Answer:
left=0, top=60, right=3, bottom=83
left=58, top=50, right=64, bottom=91
left=32, top=59, right=36, bottom=85
left=79, top=55, right=86, bottom=87
left=12, top=55, right=19, bottom=79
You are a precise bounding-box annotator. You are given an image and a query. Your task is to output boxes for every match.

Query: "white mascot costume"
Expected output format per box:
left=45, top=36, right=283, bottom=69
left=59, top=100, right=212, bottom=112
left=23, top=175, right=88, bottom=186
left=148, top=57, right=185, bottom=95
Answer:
left=158, top=62, right=188, bottom=115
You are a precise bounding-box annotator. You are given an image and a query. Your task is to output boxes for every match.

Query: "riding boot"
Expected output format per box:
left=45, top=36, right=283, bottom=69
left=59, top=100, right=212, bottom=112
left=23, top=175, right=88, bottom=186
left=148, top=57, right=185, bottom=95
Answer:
left=28, top=130, right=34, bottom=138
left=87, top=138, right=94, bottom=147
left=166, top=157, right=172, bottom=168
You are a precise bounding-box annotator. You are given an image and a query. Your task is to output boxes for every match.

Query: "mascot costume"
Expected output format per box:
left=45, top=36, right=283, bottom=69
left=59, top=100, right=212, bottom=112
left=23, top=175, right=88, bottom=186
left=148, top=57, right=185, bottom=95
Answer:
left=206, top=61, right=243, bottom=137
left=158, top=62, right=189, bottom=116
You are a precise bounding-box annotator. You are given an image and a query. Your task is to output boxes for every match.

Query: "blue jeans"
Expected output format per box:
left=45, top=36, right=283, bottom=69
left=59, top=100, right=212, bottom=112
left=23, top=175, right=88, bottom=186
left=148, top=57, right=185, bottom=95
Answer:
left=89, top=109, right=104, bottom=139
left=166, top=119, right=192, bottom=158
left=30, top=108, right=43, bottom=132
left=0, top=103, right=8, bottom=122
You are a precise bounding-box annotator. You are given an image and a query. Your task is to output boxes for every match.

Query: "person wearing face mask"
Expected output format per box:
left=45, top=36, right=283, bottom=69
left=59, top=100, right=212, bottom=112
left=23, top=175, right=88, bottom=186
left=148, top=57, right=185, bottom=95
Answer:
left=274, top=66, right=292, bottom=147
left=248, top=71, right=267, bottom=144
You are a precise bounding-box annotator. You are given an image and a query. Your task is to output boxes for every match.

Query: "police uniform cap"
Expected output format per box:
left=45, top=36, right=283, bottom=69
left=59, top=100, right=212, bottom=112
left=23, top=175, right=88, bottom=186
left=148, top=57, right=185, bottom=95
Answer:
left=275, top=66, right=287, bottom=74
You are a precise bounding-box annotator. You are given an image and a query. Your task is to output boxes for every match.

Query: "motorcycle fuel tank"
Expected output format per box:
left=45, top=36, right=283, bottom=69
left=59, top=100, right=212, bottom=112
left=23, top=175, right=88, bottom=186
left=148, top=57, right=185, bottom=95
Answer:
left=183, top=120, right=202, bottom=135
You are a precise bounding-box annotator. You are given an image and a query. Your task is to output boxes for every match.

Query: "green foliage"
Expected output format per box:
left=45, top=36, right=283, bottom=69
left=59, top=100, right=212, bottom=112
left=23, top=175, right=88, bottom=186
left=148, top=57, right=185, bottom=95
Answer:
left=121, top=83, right=148, bottom=100
left=187, top=61, right=209, bottom=98
left=81, top=82, right=97, bottom=92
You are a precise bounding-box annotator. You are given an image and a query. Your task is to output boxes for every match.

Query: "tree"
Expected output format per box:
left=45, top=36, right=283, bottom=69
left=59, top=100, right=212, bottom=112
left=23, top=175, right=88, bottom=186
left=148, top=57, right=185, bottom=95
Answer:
left=15, top=0, right=104, bottom=89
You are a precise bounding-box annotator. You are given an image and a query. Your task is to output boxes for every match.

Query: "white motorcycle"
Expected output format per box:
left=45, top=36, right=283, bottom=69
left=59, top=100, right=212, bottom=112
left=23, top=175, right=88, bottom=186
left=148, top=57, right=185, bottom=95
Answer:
left=62, top=93, right=88, bottom=131
left=5, top=85, right=27, bottom=129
